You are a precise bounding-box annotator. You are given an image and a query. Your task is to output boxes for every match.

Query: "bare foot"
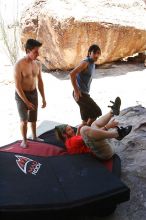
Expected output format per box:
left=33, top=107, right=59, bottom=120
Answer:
left=20, top=140, right=28, bottom=148
left=32, top=137, right=44, bottom=142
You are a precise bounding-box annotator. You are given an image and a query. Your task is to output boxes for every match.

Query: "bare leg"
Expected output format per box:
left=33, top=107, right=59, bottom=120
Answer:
left=20, top=120, right=28, bottom=148
left=30, top=122, right=44, bottom=141
left=30, top=121, right=37, bottom=139
left=80, top=125, right=118, bottom=141
left=91, top=111, right=113, bottom=129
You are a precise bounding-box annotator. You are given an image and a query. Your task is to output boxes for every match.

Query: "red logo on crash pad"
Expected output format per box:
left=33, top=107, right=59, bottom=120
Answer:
left=15, top=155, right=41, bottom=175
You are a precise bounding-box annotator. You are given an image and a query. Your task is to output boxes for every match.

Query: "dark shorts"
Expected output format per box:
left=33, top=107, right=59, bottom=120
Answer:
left=73, top=91, right=102, bottom=121
left=15, top=89, right=38, bottom=122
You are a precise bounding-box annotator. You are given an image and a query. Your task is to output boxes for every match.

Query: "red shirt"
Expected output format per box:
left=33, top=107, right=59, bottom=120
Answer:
left=65, top=135, right=91, bottom=154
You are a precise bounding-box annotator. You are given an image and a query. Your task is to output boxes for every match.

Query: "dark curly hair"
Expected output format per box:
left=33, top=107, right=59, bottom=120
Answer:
left=25, top=39, right=42, bottom=53
left=87, top=44, right=101, bottom=57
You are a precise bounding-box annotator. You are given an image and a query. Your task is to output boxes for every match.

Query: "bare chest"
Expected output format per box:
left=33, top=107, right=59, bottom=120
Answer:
left=21, top=62, right=39, bottom=79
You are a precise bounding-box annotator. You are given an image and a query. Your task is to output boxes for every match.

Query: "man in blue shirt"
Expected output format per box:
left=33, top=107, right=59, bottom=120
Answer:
left=70, top=44, right=102, bottom=126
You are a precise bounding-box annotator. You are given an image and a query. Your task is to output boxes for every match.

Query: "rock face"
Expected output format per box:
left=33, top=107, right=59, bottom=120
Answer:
left=20, top=0, right=146, bottom=70
left=106, top=105, right=146, bottom=220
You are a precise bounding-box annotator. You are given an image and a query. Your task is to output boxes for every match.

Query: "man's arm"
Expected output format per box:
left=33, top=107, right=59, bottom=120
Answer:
left=69, top=61, right=88, bottom=101
left=14, top=62, right=35, bottom=110
left=76, top=124, right=85, bottom=135
left=37, top=62, right=46, bottom=108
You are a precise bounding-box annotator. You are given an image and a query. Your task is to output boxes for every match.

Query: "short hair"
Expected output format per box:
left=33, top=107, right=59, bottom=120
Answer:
left=87, top=44, right=101, bottom=56
left=25, top=39, right=42, bottom=53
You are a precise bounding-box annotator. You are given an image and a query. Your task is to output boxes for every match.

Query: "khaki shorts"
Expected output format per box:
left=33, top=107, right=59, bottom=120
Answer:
left=82, top=133, right=115, bottom=160
left=15, top=89, right=38, bottom=122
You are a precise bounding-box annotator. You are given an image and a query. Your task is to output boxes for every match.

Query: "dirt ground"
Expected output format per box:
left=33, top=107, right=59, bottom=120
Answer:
left=0, top=60, right=146, bottom=146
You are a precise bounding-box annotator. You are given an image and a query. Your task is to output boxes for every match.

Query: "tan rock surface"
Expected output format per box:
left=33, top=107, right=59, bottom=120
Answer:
left=20, top=0, right=146, bottom=70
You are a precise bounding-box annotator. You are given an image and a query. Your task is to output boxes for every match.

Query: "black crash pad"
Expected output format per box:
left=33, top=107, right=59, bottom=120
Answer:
left=0, top=151, right=130, bottom=217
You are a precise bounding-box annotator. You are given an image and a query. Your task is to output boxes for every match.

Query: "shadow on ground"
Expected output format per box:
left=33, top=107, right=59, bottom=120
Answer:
left=43, top=61, right=145, bottom=80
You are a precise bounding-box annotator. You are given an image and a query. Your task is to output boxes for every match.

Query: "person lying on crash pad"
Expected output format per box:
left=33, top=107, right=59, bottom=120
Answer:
left=55, top=97, right=132, bottom=160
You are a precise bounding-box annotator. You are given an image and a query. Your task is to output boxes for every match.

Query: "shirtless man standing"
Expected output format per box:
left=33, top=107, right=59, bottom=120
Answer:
left=14, top=39, right=46, bottom=148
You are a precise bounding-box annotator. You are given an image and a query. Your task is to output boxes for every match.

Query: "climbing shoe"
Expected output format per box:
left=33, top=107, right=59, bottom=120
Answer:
left=108, top=97, right=121, bottom=115
left=116, top=125, right=132, bottom=140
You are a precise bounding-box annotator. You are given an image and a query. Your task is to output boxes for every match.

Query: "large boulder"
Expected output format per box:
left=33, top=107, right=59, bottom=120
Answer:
left=108, top=105, right=146, bottom=219
left=20, top=0, right=146, bottom=70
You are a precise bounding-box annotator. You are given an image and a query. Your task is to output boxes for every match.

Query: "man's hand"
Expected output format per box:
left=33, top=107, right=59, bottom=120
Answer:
left=41, top=99, right=46, bottom=108
left=26, top=101, right=36, bottom=111
left=74, top=90, right=82, bottom=101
